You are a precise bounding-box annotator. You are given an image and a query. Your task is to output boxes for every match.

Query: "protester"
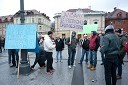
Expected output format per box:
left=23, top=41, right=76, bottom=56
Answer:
left=78, top=34, right=89, bottom=64
left=88, top=31, right=100, bottom=70
left=55, top=35, right=64, bottom=63
left=115, top=28, right=127, bottom=79
left=31, top=37, right=46, bottom=69
left=100, top=25, right=120, bottom=85
left=10, top=49, right=19, bottom=68
left=65, top=31, right=77, bottom=69
left=44, top=31, right=56, bottom=74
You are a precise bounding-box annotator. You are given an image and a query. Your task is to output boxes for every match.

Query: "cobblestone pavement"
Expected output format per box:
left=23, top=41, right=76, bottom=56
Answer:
left=0, top=57, right=74, bottom=85
left=82, top=61, right=128, bottom=85
left=0, top=46, right=128, bottom=85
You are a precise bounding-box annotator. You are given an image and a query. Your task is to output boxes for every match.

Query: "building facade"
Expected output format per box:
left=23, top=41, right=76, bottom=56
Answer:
left=0, top=15, right=13, bottom=37
left=105, top=7, right=128, bottom=32
left=13, top=10, right=51, bottom=36
left=54, top=8, right=105, bottom=38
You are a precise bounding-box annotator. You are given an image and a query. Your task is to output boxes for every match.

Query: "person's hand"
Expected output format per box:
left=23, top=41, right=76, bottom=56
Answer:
left=53, top=42, right=55, bottom=45
left=69, top=42, right=71, bottom=44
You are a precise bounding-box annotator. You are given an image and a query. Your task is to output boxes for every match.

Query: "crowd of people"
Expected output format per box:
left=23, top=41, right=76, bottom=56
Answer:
left=5, top=25, right=128, bottom=85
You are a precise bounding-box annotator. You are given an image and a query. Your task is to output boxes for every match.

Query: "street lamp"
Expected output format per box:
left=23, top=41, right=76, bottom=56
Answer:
left=19, top=0, right=30, bottom=75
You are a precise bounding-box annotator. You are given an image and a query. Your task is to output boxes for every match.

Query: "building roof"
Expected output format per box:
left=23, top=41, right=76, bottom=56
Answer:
left=0, top=15, right=13, bottom=23
left=14, top=9, right=50, bottom=21
left=67, top=8, right=95, bottom=13
left=105, top=7, right=128, bottom=19
left=54, top=8, right=105, bottom=18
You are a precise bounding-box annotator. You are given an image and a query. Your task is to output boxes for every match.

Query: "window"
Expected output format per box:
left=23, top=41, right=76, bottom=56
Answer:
left=38, top=18, right=41, bottom=23
left=25, top=18, right=27, bottom=23
left=32, top=18, right=34, bottom=23
left=84, top=20, right=87, bottom=25
left=43, top=19, right=44, bottom=23
left=16, top=19, right=18, bottom=24
left=126, top=13, right=128, bottom=18
left=39, top=26, right=42, bottom=30
left=94, top=22, right=98, bottom=24
left=117, top=12, right=122, bottom=18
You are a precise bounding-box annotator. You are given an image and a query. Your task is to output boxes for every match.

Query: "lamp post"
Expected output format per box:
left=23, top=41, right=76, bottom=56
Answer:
left=19, top=0, right=30, bottom=74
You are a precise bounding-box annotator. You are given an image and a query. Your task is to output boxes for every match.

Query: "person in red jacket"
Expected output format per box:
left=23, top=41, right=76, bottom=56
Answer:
left=87, top=31, right=100, bottom=70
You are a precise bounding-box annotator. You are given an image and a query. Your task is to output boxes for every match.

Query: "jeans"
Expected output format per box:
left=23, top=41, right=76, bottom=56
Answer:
left=0, top=46, right=2, bottom=53
left=90, top=50, right=97, bottom=67
left=80, top=48, right=89, bottom=63
left=8, top=49, right=12, bottom=63
left=117, top=60, right=122, bottom=77
left=56, top=51, right=62, bottom=61
left=11, top=49, right=19, bottom=66
left=104, top=56, right=118, bottom=85
left=68, top=48, right=76, bottom=66
left=101, top=52, right=104, bottom=63
left=117, top=53, right=126, bottom=77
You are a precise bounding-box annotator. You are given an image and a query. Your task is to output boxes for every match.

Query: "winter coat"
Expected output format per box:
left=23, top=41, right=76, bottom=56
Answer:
left=81, top=38, right=89, bottom=51
left=55, top=38, right=64, bottom=51
left=89, top=35, right=100, bottom=51
left=44, top=35, right=55, bottom=52
left=119, top=35, right=127, bottom=55
left=65, top=37, right=77, bottom=50
left=100, top=32, right=120, bottom=57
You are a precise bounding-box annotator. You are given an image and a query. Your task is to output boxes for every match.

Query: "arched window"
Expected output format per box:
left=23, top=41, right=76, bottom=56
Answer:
left=84, top=20, right=87, bottom=25
left=39, top=26, right=42, bottom=30
left=94, top=22, right=98, bottom=24
left=117, top=12, right=122, bottom=18
left=126, top=13, right=128, bottom=18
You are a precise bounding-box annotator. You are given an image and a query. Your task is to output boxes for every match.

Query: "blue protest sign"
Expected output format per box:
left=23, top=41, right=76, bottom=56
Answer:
left=5, top=24, right=36, bottom=49
left=28, top=33, right=40, bottom=53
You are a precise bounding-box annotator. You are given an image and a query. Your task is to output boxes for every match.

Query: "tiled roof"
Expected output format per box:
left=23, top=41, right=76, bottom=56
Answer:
left=67, top=8, right=95, bottom=13
left=0, top=15, right=13, bottom=22
left=105, top=8, right=128, bottom=19
left=14, top=9, right=50, bottom=20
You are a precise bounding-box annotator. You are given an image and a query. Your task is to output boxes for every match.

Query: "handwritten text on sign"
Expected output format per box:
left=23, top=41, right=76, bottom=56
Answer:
left=5, top=24, right=36, bottom=49
left=60, top=12, right=84, bottom=29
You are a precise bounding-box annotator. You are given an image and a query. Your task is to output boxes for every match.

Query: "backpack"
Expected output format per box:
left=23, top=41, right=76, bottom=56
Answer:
left=125, top=42, right=128, bottom=53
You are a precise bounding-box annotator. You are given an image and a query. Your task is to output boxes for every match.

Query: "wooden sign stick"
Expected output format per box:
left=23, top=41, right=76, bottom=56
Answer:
left=17, top=49, right=21, bottom=79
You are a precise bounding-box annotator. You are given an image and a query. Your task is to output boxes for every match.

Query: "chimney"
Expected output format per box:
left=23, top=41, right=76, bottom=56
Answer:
left=114, top=7, right=117, bottom=11
left=88, top=6, right=91, bottom=9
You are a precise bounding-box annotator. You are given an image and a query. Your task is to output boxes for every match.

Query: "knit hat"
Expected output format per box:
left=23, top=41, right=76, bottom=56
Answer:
left=91, top=31, right=97, bottom=36
left=115, top=28, right=122, bottom=34
left=105, top=25, right=114, bottom=31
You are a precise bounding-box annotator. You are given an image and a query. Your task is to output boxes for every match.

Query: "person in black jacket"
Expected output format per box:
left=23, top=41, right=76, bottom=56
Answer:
left=55, top=35, right=64, bottom=63
left=78, top=34, right=89, bottom=64
left=100, top=25, right=120, bottom=85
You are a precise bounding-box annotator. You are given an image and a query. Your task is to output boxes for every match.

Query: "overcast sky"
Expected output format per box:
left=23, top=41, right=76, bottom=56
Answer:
left=0, top=0, right=128, bottom=21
